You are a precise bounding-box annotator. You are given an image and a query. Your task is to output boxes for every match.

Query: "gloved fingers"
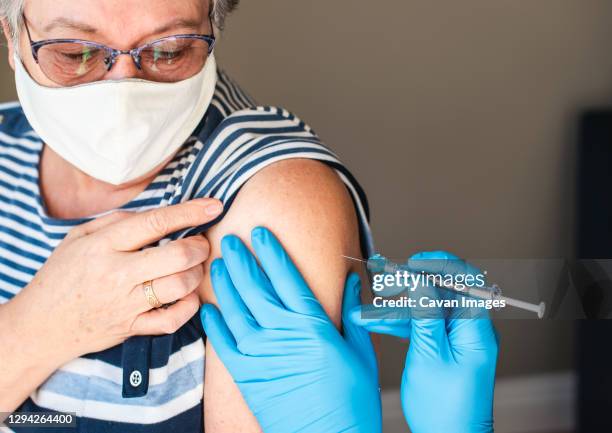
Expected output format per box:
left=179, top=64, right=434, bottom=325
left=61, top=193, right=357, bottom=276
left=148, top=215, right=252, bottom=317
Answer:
left=407, top=250, right=483, bottom=279
left=358, top=303, right=412, bottom=320
left=408, top=282, right=452, bottom=358
left=341, top=273, right=362, bottom=312
left=408, top=252, right=490, bottom=321
left=341, top=273, right=378, bottom=372
left=220, top=234, right=289, bottom=328
left=245, top=328, right=310, bottom=355
left=409, top=280, right=450, bottom=320
left=349, top=305, right=412, bottom=339
left=376, top=280, right=411, bottom=298
left=446, top=291, right=491, bottom=321
left=211, top=258, right=260, bottom=341
left=233, top=356, right=294, bottom=382
left=409, top=318, right=451, bottom=360
left=447, top=316, right=499, bottom=357
left=251, top=227, right=326, bottom=318
left=200, top=305, right=288, bottom=379
left=199, top=304, right=242, bottom=365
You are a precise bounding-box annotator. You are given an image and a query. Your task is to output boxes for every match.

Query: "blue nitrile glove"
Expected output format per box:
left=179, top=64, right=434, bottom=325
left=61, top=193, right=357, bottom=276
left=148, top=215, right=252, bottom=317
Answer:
left=200, top=227, right=382, bottom=433
left=351, top=251, right=498, bottom=433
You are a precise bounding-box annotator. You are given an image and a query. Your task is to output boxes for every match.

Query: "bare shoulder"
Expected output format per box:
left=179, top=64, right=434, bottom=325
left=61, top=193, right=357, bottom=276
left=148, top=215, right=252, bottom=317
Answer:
left=202, top=157, right=363, bottom=322
left=201, top=158, right=365, bottom=433
left=211, top=158, right=357, bottom=237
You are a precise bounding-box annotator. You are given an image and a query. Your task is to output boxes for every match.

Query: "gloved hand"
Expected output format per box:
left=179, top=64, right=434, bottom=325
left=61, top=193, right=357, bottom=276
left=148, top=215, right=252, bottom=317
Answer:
left=200, top=227, right=382, bottom=433
left=351, top=251, right=498, bottom=433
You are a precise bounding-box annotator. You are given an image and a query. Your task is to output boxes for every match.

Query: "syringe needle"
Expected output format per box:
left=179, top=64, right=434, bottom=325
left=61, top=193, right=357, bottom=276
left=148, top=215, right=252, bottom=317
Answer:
left=342, top=255, right=368, bottom=264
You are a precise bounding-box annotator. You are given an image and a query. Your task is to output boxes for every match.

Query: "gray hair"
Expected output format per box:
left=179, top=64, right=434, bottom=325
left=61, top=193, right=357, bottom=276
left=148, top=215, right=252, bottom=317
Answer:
left=0, top=0, right=239, bottom=40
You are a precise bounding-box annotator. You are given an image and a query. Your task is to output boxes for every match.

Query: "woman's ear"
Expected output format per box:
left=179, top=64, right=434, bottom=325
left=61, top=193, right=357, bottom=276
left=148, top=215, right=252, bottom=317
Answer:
left=1, top=18, right=16, bottom=70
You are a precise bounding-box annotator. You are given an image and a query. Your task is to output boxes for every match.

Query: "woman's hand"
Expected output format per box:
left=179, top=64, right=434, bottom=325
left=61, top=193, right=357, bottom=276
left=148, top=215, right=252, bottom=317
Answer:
left=0, top=198, right=222, bottom=411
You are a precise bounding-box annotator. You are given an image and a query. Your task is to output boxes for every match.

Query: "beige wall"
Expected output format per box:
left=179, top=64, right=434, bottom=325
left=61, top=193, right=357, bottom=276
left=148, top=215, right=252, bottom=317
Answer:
left=3, top=0, right=612, bottom=384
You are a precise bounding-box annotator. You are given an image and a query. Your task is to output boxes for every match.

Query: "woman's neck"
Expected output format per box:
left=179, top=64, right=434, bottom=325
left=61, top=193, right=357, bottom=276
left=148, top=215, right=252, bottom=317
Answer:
left=39, top=145, right=160, bottom=219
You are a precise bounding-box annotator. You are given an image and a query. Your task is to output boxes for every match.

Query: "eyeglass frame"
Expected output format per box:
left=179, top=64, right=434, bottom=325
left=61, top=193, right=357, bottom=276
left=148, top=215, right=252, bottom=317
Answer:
left=22, top=14, right=216, bottom=74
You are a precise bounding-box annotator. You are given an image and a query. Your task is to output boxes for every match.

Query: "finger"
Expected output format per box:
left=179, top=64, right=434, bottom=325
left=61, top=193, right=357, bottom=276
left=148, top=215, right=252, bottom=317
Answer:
left=375, top=272, right=412, bottom=298
left=65, top=211, right=133, bottom=241
left=104, top=198, right=223, bottom=251
left=408, top=250, right=482, bottom=278
left=200, top=304, right=242, bottom=363
left=409, top=318, right=450, bottom=359
left=131, top=292, right=200, bottom=336
left=131, top=264, right=204, bottom=313
left=408, top=277, right=452, bottom=320
left=408, top=282, right=451, bottom=358
left=446, top=290, right=492, bottom=322
left=341, top=273, right=378, bottom=372
left=220, top=234, right=287, bottom=328
left=342, top=273, right=362, bottom=314
left=408, top=253, right=495, bottom=356
left=349, top=305, right=412, bottom=339
left=447, top=315, right=498, bottom=353
left=127, top=236, right=210, bottom=284
left=210, top=258, right=259, bottom=342
left=445, top=317, right=499, bottom=374
left=250, top=226, right=326, bottom=317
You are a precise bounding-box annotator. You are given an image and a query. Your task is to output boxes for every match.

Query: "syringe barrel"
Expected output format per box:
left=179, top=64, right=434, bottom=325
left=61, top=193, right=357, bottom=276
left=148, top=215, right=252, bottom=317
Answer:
left=366, top=256, right=546, bottom=318
left=366, top=254, right=394, bottom=273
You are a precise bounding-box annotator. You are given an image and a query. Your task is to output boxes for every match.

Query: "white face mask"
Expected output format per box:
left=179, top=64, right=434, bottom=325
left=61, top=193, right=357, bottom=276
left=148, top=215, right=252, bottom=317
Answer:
left=14, top=53, right=217, bottom=185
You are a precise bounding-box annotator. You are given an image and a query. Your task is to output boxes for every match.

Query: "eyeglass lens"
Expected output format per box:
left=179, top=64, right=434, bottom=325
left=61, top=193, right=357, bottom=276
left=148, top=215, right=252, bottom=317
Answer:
left=36, top=37, right=211, bottom=86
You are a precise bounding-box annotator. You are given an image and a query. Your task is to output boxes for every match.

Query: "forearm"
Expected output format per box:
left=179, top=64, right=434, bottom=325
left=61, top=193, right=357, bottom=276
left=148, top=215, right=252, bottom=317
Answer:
left=0, top=293, right=67, bottom=413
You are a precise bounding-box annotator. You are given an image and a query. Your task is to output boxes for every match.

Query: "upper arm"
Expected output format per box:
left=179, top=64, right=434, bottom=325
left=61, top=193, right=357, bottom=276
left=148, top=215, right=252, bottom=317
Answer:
left=200, top=158, right=364, bottom=432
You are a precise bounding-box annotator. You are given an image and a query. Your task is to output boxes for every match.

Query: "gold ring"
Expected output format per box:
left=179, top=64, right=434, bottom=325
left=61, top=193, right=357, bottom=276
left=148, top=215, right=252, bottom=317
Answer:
left=143, top=280, right=163, bottom=309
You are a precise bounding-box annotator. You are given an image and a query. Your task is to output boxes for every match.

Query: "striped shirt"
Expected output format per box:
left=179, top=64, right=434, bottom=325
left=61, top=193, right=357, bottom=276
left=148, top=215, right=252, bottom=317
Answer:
left=0, top=69, right=373, bottom=432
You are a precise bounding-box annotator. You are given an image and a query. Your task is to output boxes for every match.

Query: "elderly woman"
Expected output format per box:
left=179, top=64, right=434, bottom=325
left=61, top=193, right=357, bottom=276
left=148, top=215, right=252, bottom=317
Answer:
left=0, top=0, right=372, bottom=432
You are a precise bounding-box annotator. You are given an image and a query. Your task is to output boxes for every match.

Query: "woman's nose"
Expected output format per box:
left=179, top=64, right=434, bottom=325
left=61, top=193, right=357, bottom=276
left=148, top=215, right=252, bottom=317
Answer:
left=103, top=53, right=143, bottom=80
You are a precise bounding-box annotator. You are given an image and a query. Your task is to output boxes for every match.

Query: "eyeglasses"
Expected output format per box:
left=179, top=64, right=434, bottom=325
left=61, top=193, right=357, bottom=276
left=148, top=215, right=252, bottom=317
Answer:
left=23, top=15, right=216, bottom=87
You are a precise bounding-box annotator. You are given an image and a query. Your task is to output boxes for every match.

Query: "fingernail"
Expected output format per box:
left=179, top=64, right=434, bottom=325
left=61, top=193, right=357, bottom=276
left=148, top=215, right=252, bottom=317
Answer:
left=205, top=201, right=223, bottom=216
left=251, top=226, right=266, bottom=240
left=221, top=235, right=242, bottom=252
left=199, top=306, right=207, bottom=323
left=211, top=258, right=224, bottom=275
left=349, top=273, right=361, bottom=295
left=353, top=279, right=361, bottom=297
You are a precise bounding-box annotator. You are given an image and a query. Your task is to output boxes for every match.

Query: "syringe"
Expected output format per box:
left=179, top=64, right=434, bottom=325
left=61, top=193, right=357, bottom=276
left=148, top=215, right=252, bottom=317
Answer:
left=343, top=254, right=546, bottom=319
